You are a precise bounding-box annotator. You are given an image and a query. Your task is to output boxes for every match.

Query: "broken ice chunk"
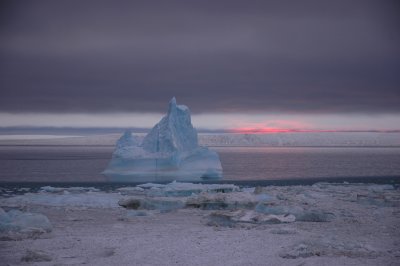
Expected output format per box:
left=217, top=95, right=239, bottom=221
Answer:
left=126, top=210, right=149, bottom=217
left=207, top=210, right=295, bottom=227
left=295, top=210, right=335, bottom=222
left=255, top=203, right=334, bottom=222
left=0, top=208, right=52, bottom=239
left=255, top=203, right=304, bottom=217
left=118, top=197, right=185, bottom=212
left=21, top=249, right=52, bottom=262
left=116, top=186, right=145, bottom=196
left=141, top=197, right=185, bottom=212
left=139, top=181, right=239, bottom=197
left=118, top=198, right=141, bottom=209
left=186, top=192, right=258, bottom=210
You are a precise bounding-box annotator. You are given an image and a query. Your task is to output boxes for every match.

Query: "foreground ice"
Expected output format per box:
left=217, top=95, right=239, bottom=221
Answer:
left=1, top=182, right=398, bottom=216
left=279, top=239, right=380, bottom=259
left=1, top=181, right=399, bottom=229
left=21, top=249, right=52, bottom=262
left=1, top=182, right=399, bottom=265
left=0, top=208, right=52, bottom=239
left=119, top=197, right=186, bottom=213
left=103, top=97, right=223, bottom=182
left=1, top=192, right=121, bottom=208
left=208, top=210, right=296, bottom=226
left=138, top=181, right=239, bottom=197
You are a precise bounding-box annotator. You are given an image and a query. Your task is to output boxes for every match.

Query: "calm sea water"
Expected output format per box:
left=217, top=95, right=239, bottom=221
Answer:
left=0, top=145, right=400, bottom=183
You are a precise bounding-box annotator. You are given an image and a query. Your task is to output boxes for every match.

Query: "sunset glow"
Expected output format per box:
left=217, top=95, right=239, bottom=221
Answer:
left=230, top=127, right=294, bottom=134
left=229, top=120, right=312, bottom=133
left=1, top=112, right=400, bottom=132
left=228, top=128, right=400, bottom=134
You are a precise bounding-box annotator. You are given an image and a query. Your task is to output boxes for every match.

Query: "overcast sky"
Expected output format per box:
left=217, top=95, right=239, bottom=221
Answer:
left=0, top=0, right=399, bottom=130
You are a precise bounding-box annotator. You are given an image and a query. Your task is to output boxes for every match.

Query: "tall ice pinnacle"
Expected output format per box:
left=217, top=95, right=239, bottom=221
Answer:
left=103, top=97, right=223, bottom=182
left=168, top=96, right=177, bottom=113
left=142, top=97, right=198, bottom=153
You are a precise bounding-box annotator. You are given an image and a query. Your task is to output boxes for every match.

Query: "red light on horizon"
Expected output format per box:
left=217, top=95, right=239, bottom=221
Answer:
left=230, top=127, right=295, bottom=134
left=228, top=119, right=312, bottom=134
left=229, top=127, right=360, bottom=134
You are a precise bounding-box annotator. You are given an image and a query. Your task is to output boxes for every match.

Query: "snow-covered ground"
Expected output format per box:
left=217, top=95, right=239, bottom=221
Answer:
left=1, top=182, right=399, bottom=265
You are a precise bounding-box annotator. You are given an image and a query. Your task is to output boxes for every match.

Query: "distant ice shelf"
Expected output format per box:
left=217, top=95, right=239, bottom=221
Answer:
left=102, top=97, right=223, bottom=182
left=0, top=135, right=82, bottom=140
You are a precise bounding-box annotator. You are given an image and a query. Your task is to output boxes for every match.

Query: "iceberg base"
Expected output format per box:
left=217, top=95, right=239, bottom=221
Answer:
left=103, top=147, right=222, bottom=182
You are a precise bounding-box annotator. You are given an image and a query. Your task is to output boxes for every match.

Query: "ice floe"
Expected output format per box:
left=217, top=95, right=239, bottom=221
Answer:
left=118, top=196, right=185, bottom=213
left=139, top=181, right=239, bottom=197
left=0, top=208, right=52, bottom=240
left=208, top=210, right=296, bottom=227
left=1, top=192, right=121, bottom=208
left=1, top=182, right=398, bottom=220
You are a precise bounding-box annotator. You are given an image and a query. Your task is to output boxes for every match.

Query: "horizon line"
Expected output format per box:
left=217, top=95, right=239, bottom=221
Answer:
left=0, top=126, right=400, bottom=134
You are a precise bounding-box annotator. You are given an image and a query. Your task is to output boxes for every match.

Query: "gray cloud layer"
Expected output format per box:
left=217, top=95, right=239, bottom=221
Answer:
left=1, top=0, right=399, bottom=114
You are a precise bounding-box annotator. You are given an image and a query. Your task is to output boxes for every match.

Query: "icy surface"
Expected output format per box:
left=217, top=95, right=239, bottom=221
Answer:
left=103, top=98, right=222, bottom=181
left=0, top=208, right=52, bottom=239
left=141, top=97, right=198, bottom=153
left=21, top=249, right=52, bottom=262
left=1, top=192, right=121, bottom=208
left=0, top=183, right=399, bottom=265
left=208, top=210, right=296, bottom=226
left=139, top=181, right=239, bottom=197
left=40, top=186, right=100, bottom=193
left=279, top=238, right=381, bottom=259
left=118, top=196, right=185, bottom=213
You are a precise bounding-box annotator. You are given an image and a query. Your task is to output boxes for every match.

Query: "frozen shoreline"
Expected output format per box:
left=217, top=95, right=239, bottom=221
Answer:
left=1, top=182, right=399, bottom=265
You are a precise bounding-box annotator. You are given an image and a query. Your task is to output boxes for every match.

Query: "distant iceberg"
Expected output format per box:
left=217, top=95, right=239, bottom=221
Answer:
left=103, top=97, right=223, bottom=182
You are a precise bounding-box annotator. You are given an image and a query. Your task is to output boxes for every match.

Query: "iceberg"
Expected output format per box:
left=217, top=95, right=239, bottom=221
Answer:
left=103, top=97, right=223, bottom=182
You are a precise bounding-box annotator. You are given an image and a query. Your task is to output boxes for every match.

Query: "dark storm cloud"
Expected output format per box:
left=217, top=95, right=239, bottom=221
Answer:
left=0, top=0, right=399, bottom=114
